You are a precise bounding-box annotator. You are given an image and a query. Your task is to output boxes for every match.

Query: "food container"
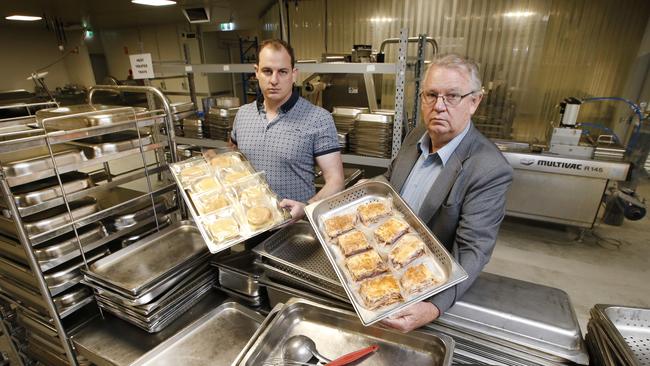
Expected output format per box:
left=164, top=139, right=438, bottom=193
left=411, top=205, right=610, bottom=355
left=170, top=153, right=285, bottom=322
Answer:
left=0, top=145, right=87, bottom=187
left=4, top=171, right=93, bottom=209
left=304, top=181, right=467, bottom=326
left=235, top=297, right=454, bottom=366
left=67, top=131, right=153, bottom=159
left=211, top=251, right=264, bottom=297
left=169, top=153, right=290, bottom=254
left=35, top=105, right=150, bottom=131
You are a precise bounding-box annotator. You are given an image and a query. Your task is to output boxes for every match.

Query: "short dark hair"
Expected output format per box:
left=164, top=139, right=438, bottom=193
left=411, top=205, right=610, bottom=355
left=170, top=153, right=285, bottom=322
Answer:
left=257, top=39, right=296, bottom=68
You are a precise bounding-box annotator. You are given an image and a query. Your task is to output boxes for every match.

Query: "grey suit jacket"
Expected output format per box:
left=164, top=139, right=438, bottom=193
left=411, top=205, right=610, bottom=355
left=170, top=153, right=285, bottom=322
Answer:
left=383, top=122, right=513, bottom=313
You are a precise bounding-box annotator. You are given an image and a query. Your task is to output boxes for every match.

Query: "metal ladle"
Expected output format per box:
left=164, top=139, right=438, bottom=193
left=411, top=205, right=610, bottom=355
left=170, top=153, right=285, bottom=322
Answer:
left=282, top=335, right=331, bottom=364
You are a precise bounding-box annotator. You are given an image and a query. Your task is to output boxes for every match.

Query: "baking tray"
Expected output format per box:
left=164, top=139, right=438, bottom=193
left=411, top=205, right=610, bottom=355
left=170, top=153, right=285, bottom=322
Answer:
left=212, top=251, right=264, bottom=297
left=236, top=297, right=454, bottom=366
left=67, top=131, right=153, bottom=159
left=133, top=302, right=264, bottom=366
left=304, top=181, right=468, bottom=326
left=4, top=171, right=92, bottom=209
left=595, top=304, right=650, bottom=365
left=0, top=145, right=87, bottom=186
left=83, top=221, right=208, bottom=296
left=108, top=197, right=170, bottom=231
left=0, top=197, right=99, bottom=238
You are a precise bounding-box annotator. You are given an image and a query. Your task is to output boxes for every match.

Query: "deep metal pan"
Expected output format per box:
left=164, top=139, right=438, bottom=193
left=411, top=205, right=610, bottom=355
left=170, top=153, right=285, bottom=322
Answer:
left=108, top=197, right=171, bottom=231
left=304, top=181, right=468, bottom=326
left=261, top=275, right=352, bottom=311
left=0, top=256, right=36, bottom=289
left=133, top=302, right=264, bottom=366
left=44, top=249, right=110, bottom=295
left=211, top=251, right=264, bottom=297
left=33, top=223, right=108, bottom=262
left=67, top=131, right=153, bottom=159
left=4, top=171, right=92, bottom=208
left=236, top=297, right=455, bottom=366
left=119, top=216, right=171, bottom=247
left=83, top=221, right=208, bottom=296
left=213, top=284, right=263, bottom=307
left=0, top=145, right=87, bottom=186
left=0, top=233, right=27, bottom=264
left=0, top=197, right=99, bottom=238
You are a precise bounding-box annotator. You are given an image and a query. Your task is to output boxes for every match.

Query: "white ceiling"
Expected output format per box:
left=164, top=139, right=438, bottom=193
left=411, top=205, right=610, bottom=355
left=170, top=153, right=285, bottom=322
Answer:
left=0, top=0, right=275, bottom=29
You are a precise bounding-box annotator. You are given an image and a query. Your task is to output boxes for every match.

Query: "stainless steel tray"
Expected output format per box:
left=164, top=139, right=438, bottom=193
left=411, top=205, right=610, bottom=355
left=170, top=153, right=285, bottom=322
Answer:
left=5, top=171, right=92, bottom=208
left=595, top=304, right=650, bottom=366
left=304, top=181, right=468, bottom=326
left=68, top=131, right=153, bottom=159
left=36, top=104, right=149, bottom=131
left=133, top=302, right=264, bottom=366
left=258, top=261, right=348, bottom=302
left=212, top=251, right=264, bottom=297
left=0, top=256, right=36, bottom=289
left=262, top=275, right=352, bottom=311
left=44, top=249, right=109, bottom=296
left=119, top=216, right=171, bottom=247
left=437, top=272, right=588, bottom=364
left=109, top=197, right=170, bottom=231
left=170, top=102, right=195, bottom=114
left=0, top=275, right=91, bottom=317
left=213, top=284, right=263, bottom=307
left=84, top=221, right=208, bottom=296
left=236, top=297, right=454, bottom=366
left=34, top=223, right=108, bottom=262
left=0, top=145, right=87, bottom=186
left=0, top=197, right=99, bottom=238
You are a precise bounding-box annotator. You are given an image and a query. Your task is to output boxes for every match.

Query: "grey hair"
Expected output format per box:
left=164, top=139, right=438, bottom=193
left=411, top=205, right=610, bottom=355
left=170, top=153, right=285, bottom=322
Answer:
left=427, top=53, right=483, bottom=92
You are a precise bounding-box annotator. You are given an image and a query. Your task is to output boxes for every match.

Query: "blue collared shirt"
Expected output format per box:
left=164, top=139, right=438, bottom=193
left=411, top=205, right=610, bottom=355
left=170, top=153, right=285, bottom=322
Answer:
left=400, top=123, right=471, bottom=212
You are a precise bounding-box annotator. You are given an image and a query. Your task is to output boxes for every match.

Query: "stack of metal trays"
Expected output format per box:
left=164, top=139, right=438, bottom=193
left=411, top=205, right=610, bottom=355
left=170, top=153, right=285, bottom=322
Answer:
left=206, top=106, right=239, bottom=141
left=252, top=222, right=348, bottom=303
left=81, top=221, right=214, bottom=333
left=332, top=107, right=368, bottom=152
left=133, top=302, right=264, bottom=366
left=234, top=297, right=454, bottom=366
left=104, top=195, right=173, bottom=233
left=586, top=304, right=649, bottom=366
left=350, top=111, right=394, bottom=158
left=426, top=272, right=589, bottom=365
left=0, top=123, right=44, bottom=141
left=170, top=102, right=197, bottom=137
left=181, top=117, right=206, bottom=139
left=594, top=144, right=626, bottom=161
left=211, top=251, right=265, bottom=307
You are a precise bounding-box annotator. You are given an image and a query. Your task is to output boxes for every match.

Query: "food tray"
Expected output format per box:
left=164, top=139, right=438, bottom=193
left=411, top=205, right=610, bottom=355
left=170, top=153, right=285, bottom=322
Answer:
left=236, top=297, right=454, bottom=366
left=304, top=180, right=468, bottom=326
left=257, top=261, right=348, bottom=302
left=213, top=284, right=263, bottom=307
left=133, top=302, right=263, bottom=366
left=83, top=221, right=208, bottom=296
left=108, top=197, right=171, bottom=231
left=0, top=125, right=44, bottom=141
left=67, top=131, right=153, bottom=159
left=170, top=102, right=196, bottom=114
left=261, top=275, right=352, bottom=311
left=169, top=153, right=291, bottom=254
left=211, top=251, right=264, bottom=297
left=0, top=275, right=91, bottom=317
left=119, top=217, right=171, bottom=247
left=4, top=171, right=92, bottom=209
left=437, top=272, right=588, bottom=364
left=595, top=304, right=650, bottom=365
left=36, top=105, right=149, bottom=131
left=34, top=223, right=107, bottom=262
left=0, top=145, right=87, bottom=186
left=0, top=197, right=99, bottom=238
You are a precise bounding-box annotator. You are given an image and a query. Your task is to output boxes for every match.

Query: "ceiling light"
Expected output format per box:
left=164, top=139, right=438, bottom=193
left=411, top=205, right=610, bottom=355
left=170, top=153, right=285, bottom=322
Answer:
left=6, top=15, right=42, bottom=21
left=131, top=0, right=177, bottom=6
left=503, top=11, right=535, bottom=18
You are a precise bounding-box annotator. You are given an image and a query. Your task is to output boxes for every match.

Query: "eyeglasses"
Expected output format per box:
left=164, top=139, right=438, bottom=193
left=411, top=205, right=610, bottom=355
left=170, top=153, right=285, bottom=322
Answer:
left=419, top=90, right=480, bottom=107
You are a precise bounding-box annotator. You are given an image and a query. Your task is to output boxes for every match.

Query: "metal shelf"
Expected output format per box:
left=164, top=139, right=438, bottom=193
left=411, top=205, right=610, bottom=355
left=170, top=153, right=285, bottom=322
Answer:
left=175, top=136, right=229, bottom=149
left=341, top=154, right=390, bottom=168
left=154, top=62, right=397, bottom=75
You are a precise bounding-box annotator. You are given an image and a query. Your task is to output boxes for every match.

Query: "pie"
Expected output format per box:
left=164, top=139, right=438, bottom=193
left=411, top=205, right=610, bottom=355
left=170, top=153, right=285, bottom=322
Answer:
left=357, top=202, right=392, bottom=225
left=209, top=155, right=233, bottom=169
left=337, top=230, right=371, bottom=257
left=194, top=177, right=220, bottom=192
left=207, top=218, right=239, bottom=241
left=223, top=171, right=251, bottom=185
left=197, top=195, right=229, bottom=214
left=400, top=263, right=440, bottom=295
left=180, top=165, right=206, bottom=180
left=374, top=218, right=410, bottom=245
left=247, top=206, right=273, bottom=227
left=388, top=234, right=426, bottom=269
left=323, top=214, right=356, bottom=239
left=345, top=249, right=388, bottom=281
left=358, top=274, right=403, bottom=309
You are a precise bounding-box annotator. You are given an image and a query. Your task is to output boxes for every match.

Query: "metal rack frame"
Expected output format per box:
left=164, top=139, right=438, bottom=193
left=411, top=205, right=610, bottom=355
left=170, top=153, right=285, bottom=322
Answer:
left=152, top=28, right=412, bottom=168
left=0, top=86, right=180, bottom=366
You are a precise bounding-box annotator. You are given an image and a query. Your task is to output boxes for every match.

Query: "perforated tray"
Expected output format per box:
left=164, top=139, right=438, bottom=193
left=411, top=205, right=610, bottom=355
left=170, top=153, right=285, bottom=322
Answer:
left=596, top=305, right=650, bottom=365
left=304, top=180, right=468, bottom=326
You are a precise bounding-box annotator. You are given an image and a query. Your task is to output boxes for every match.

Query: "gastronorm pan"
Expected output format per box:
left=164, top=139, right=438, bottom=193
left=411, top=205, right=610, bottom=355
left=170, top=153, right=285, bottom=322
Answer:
left=236, top=297, right=454, bottom=366
left=0, top=145, right=87, bottom=186
left=133, top=302, right=264, bottom=366
left=108, top=197, right=171, bottom=231
left=0, top=197, right=99, bottom=238
left=4, top=171, right=92, bottom=209
left=212, top=251, right=264, bottom=297
left=594, top=304, right=650, bottom=366
left=83, top=221, right=208, bottom=296
left=67, top=131, right=153, bottom=159
left=35, top=104, right=149, bottom=131
left=304, top=181, right=468, bottom=326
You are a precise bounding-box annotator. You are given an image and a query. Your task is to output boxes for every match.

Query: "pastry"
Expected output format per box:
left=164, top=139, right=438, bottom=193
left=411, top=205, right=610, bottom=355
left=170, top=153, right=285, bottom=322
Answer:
left=247, top=206, right=273, bottom=227
left=207, top=218, right=239, bottom=241
left=357, top=201, right=392, bottom=225
left=358, top=274, right=403, bottom=309
left=180, top=165, right=206, bottom=180
left=198, top=195, right=229, bottom=214
left=400, top=263, right=440, bottom=295
left=240, top=186, right=266, bottom=205
left=389, top=234, right=426, bottom=269
left=345, top=249, right=388, bottom=281
left=337, top=230, right=371, bottom=257
left=194, top=177, right=220, bottom=192
left=210, top=155, right=233, bottom=169
left=223, top=170, right=251, bottom=185
left=374, top=218, right=410, bottom=245
left=323, top=214, right=356, bottom=239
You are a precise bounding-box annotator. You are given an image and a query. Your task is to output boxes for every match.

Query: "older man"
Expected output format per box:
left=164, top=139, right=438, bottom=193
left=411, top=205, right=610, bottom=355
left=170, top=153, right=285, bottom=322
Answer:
left=381, top=54, right=513, bottom=332
left=229, top=39, right=344, bottom=219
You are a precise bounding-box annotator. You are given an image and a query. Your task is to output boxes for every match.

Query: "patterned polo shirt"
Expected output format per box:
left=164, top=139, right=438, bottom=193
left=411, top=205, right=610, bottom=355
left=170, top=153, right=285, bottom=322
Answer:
left=231, top=89, right=340, bottom=202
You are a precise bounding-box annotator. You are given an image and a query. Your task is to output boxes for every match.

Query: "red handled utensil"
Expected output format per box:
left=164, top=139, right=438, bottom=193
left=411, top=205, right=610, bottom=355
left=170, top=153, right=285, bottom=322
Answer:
left=324, top=345, right=379, bottom=366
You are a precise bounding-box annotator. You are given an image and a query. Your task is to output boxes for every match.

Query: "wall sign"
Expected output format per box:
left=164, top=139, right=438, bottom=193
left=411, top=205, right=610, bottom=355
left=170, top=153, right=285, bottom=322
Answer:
left=129, top=53, right=154, bottom=79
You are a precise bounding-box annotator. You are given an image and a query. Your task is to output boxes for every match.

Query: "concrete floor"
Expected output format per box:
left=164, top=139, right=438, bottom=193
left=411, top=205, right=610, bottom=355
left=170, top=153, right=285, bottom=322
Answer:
left=485, top=178, right=650, bottom=332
